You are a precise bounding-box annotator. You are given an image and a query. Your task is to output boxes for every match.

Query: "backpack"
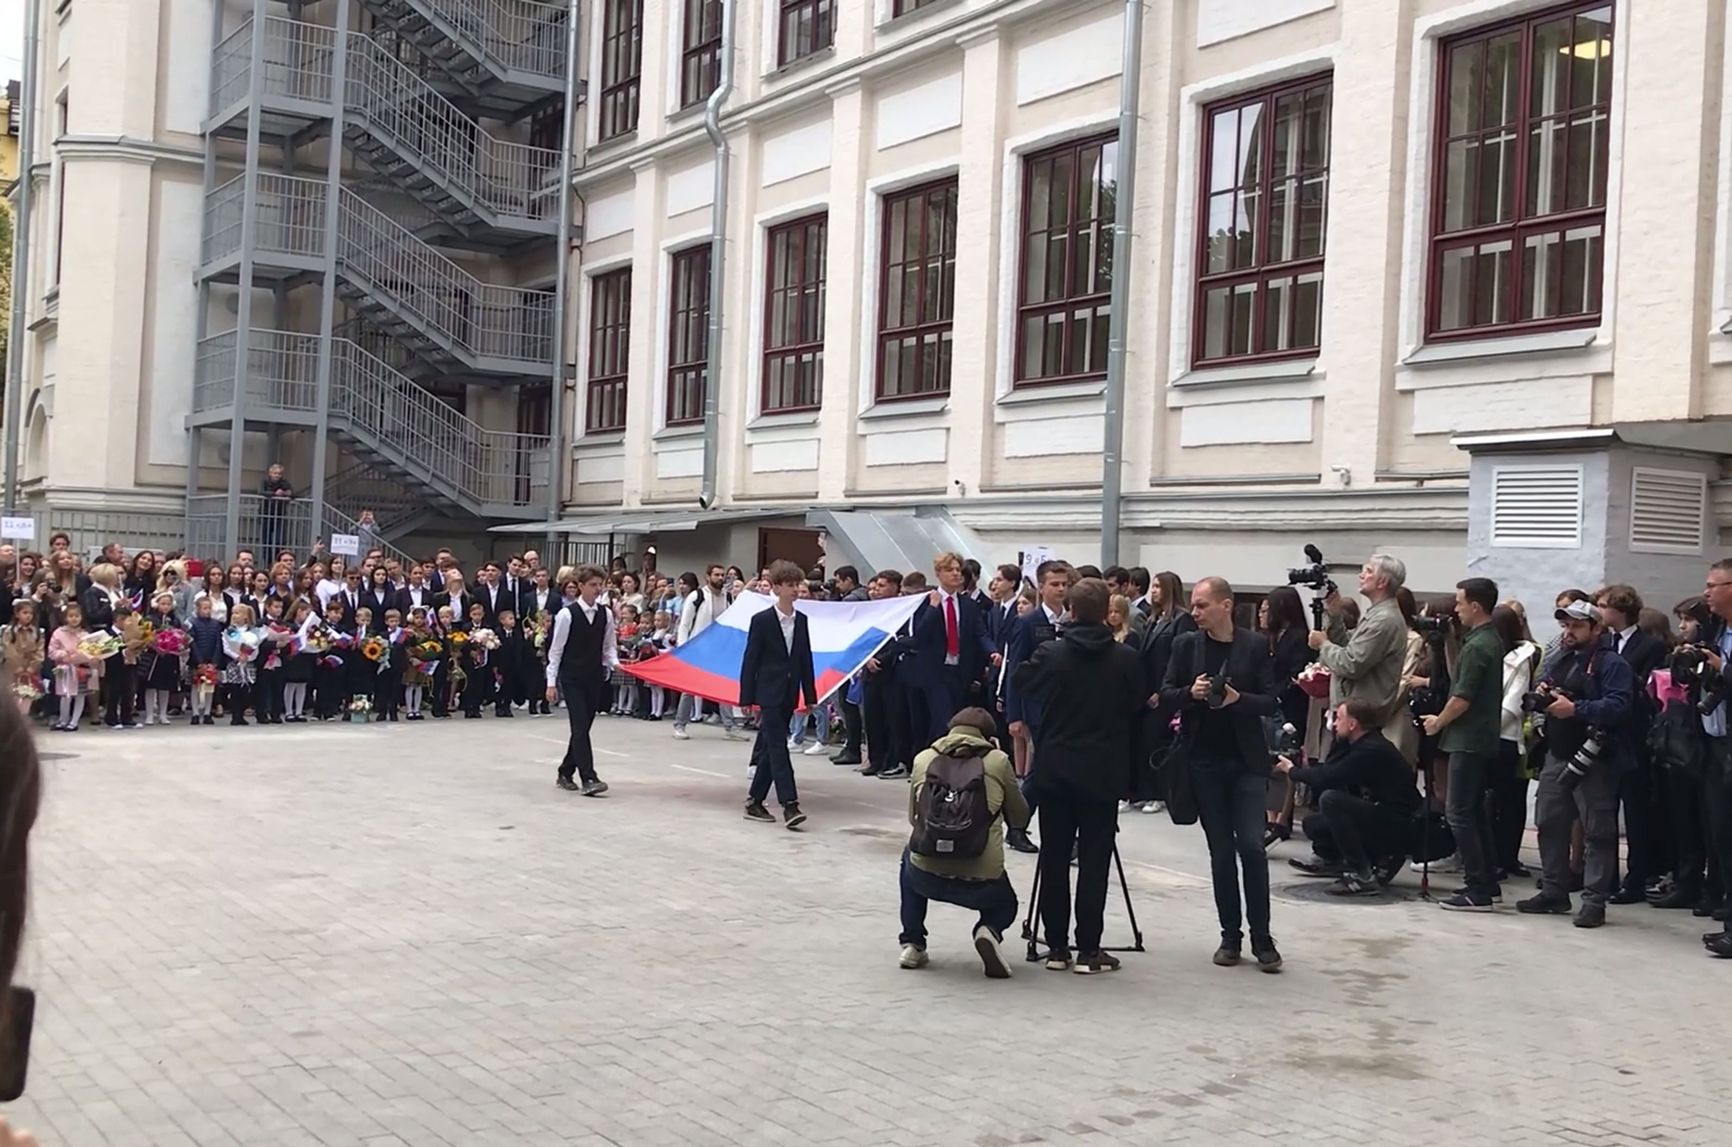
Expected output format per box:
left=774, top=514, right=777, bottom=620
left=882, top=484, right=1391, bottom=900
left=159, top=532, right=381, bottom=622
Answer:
left=1648, top=700, right=1707, bottom=782
left=910, top=746, right=993, bottom=859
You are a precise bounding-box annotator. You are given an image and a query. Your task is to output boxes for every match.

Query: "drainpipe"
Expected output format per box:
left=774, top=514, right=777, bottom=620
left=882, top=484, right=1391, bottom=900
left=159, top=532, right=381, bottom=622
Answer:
left=544, top=0, right=583, bottom=560
left=3, top=0, right=42, bottom=513
left=1099, top=0, right=1144, bottom=569
left=698, top=0, right=736, bottom=511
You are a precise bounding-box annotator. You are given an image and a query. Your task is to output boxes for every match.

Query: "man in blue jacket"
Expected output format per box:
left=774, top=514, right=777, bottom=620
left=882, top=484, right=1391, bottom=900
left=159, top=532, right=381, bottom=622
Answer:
left=1518, top=599, right=1634, bottom=928
left=896, top=553, right=999, bottom=748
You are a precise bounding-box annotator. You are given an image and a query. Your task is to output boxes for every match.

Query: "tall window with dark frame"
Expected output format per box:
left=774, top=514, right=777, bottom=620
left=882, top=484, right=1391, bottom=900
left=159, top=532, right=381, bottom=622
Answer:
left=891, top=0, right=943, bottom=15
left=762, top=214, right=828, bottom=414
left=586, top=269, right=631, bottom=433
left=876, top=179, right=958, bottom=400
left=1194, top=76, right=1332, bottom=365
left=680, top=0, right=723, bottom=109
left=777, top=0, right=835, bottom=67
left=597, top=0, right=643, bottom=142
left=1430, top=3, right=1613, bottom=338
left=1014, top=133, right=1117, bottom=387
left=666, top=246, right=711, bottom=426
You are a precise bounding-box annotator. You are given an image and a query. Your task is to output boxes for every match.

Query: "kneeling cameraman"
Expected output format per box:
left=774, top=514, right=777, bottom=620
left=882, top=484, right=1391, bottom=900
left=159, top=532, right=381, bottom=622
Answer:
left=1517, top=600, right=1633, bottom=928
left=1281, top=698, right=1420, bottom=896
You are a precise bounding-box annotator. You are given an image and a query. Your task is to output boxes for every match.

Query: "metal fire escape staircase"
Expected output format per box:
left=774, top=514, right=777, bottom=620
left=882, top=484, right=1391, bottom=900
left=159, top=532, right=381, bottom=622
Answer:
left=356, top=0, right=570, bottom=117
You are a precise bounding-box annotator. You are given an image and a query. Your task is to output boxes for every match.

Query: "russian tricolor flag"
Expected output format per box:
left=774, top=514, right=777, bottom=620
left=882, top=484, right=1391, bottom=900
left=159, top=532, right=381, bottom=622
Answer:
left=621, top=592, right=925, bottom=706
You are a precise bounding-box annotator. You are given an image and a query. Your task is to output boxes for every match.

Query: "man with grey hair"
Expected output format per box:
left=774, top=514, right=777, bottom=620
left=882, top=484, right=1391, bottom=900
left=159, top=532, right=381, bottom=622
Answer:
left=1308, top=554, right=1412, bottom=757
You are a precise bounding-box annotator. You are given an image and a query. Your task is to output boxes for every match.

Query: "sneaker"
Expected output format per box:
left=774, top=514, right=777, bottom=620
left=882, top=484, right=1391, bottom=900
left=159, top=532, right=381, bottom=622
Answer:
left=898, top=944, right=929, bottom=970
left=782, top=803, right=807, bottom=830
left=1431, top=854, right=1464, bottom=875
left=974, top=925, right=1012, bottom=979
left=672, top=727, right=690, bottom=740
left=743, top=801, right=775, bottom=823
left=787, top=738, right=800, bottom=751
left=877, top=765, right=910, bottom=780
left=1439, top=890, right=1495, bottom=912
left=555, top=777, right=580, bottom=792
left=1251, top=941, right=1283, bottom=973
left=1452, top=885, right=1504, bottom=904
left=1072, top=950, right=1121, bottom=976
left=1117, top=800, right=1133, bottom=813
left=1573, top=903, right=1607, bottom=929
left=1289, top=856, right=1345, bottom=878
left=1516, top=892, right=1572, bottom=915
left=579, top=779, right=609, bottom=797
left=802, top=742, right=829, bottom=756
left=1212, top=945, right=1242, bottom=967
left=1141, top=801, right=1165, bottom=815
left=1326, top=872, right=1382, bottom=898
left=1044, top=950, right=1073, bottom=972
left=723, top=727, right=749, bottom=741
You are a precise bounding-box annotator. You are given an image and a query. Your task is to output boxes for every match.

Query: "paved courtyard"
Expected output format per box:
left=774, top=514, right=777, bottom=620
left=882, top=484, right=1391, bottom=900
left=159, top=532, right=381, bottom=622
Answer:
left=4, top=713, right=1729, bottom=1146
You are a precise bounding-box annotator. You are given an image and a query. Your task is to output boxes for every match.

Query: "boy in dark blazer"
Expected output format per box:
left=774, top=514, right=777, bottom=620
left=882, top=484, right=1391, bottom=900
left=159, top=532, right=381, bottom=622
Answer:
left=741, top=560, right=818, bottom=830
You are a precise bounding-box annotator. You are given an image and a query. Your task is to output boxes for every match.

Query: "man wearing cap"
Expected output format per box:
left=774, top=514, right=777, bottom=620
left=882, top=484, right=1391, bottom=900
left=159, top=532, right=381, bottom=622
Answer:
left=1517, top=597, right=1634, bottom=928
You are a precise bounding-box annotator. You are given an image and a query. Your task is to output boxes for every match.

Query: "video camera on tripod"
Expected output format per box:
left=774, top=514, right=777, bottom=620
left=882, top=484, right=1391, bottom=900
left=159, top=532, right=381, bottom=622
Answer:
left=1286, top=544, right=1337, bottom=630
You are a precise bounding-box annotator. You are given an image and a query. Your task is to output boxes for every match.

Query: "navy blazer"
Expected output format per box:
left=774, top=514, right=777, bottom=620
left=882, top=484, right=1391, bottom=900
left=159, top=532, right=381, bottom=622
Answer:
left=897, top=592, right=996, bottom=686
left=1004, top=606, right=1064, bottom=728
left=739, top=605, right=818, bottom=712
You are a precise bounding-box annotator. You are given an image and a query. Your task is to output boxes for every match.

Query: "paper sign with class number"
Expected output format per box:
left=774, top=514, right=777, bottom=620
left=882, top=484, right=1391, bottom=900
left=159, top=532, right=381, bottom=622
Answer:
left=0, top=517, right=34, bottom=541
left=329, top=533, right=361, bottom=556
left=1019, top=545, right=1056, bottom=589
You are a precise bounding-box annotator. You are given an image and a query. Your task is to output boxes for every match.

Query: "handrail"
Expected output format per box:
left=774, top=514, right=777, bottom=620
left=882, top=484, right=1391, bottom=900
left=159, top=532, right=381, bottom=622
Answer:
left=417, top=0, right=570, bottom=81
left=194, top=329, right=550, bottom=512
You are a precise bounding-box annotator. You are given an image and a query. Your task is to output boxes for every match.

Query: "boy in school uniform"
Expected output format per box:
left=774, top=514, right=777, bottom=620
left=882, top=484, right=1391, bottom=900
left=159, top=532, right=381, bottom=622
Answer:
left=545, top=565, right=613, bottom=797
left=741, top=560, right=819, bottom=830
left=494, top=607, right=527, bottom=718
left=374, top=607, right=408, bottom=722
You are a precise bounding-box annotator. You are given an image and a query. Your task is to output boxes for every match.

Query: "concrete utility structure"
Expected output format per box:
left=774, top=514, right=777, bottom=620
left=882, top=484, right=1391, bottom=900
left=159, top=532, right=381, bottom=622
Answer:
left=6, top=1, right=1732, bottom=603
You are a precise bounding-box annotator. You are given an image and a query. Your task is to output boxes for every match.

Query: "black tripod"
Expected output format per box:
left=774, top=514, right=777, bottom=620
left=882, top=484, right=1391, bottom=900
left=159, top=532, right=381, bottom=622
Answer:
left=1018, top=841, right=1145, bottom=961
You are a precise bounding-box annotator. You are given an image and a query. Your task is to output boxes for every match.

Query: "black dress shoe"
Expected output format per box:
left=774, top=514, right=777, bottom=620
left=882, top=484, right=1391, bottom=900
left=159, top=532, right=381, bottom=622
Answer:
left=1608, top=887, right=1646, bottom=905
left=1653, top=888, right=1699, bottom=909
left=858, top=765, right=885, bottom=777
left=555, top=777, right=580, bottom=792
left=1006, top=827, right=1039, bottom=854
left=1692, top=899, right=1722, bottom=917
left=830, top=752, right=862, bottom=766
left=1705, top=933, right=1732, bottom=958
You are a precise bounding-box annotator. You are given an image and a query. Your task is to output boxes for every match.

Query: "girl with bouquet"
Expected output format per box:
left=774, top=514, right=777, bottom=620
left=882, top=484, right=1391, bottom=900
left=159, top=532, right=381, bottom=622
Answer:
left=403, top=606, right=440, bottom=721
left=646, top=608, right=674, bottom=721
left=220, top=603, right=263, bottom=726
left=48, top=601, right=99, bottom=732
left=0, top=601, right=45, bottom=714
left=186, top=596, right=224, bottom=725
left=610, top=603, right=643, bottom=717
left=282, top=599, right=317, bottom=722
left=139, top=590, right=184, bottom=726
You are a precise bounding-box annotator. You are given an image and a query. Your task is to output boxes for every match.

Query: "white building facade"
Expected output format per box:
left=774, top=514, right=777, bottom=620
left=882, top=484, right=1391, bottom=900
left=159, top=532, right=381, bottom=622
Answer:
left=8, top=0, right=1732, bottom=601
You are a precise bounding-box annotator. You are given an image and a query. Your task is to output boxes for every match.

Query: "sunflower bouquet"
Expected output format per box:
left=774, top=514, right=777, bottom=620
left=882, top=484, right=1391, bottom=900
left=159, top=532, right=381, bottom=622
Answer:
left=360, top=635, right=389, bottom=665
left=409, top=638, right=443, bottom=667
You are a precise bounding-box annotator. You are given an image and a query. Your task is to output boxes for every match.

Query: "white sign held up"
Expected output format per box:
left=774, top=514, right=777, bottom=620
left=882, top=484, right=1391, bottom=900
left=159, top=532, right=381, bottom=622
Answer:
left=328, top=533, right=361, bottom=556
left=0, top=517, right=35, bottom=541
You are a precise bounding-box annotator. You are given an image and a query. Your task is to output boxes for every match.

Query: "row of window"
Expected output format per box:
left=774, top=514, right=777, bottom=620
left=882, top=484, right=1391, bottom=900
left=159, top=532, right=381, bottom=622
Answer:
left=583, top=0, right=1615, bottom=430
left=600, top=0, right=945, bottom=143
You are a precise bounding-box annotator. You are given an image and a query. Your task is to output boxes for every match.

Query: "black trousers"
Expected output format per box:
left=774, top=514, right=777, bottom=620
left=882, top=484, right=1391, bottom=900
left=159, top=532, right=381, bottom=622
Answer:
left=256, top=667, right=284, bottom=722
left=1192, top=764, right=1272, bottom=945
left=1669, top=762, right=1713, bottom=896
left=103, top=660, right=135, bottom=725
left=863, top=674, right=910, bottom=772
left=1704, top=739, right=1732, bottom=917
left=837, top=692, right=863, bottom=756
left=431, top=662, right=450, bottom=716
left=1305, top=789, right=1411, bottom=870
left=1615, top=761, right=1664, bottom=893
left=314, top=664, right=344, bottom=717
left=747, top=702, right=798, bottom=806
left=1033, top=776, right=1117, bottom=956
left=558, top=675, right=601, bottom=783
left=1489, top=739, right=1531, bottom=872
left=373, top=666, right=404, bottom=718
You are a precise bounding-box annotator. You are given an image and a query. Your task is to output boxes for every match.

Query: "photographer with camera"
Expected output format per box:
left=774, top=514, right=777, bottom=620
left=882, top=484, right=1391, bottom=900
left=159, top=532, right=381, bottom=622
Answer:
left=1308, top=555, right=1412, bottom=756
left=1162, top=577, right=1284, bottom=971
left=1420, top=578, right=1507, bottom=912
left=1280, top=698, right=1421, bottom=895
left=1516, top=600, right=1634, bottom=928
left=1697, top=560, right=1732, bottom=957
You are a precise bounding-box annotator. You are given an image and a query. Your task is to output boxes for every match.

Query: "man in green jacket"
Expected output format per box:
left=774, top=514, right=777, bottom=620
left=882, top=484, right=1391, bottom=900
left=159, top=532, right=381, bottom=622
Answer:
left=899, top=707, right=1031, bottom=979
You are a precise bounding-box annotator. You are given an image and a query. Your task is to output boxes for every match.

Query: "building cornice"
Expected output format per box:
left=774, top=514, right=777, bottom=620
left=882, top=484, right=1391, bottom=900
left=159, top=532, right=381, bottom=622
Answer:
left=57, top=135, right=203, bottom=168
left=574, top=0, right=1101, bottom=189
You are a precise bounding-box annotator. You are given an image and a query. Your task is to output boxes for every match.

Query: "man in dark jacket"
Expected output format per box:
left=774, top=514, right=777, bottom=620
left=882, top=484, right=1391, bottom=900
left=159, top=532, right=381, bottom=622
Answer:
left=1160, top=576, right=1283, bottom=971
left=1011, top=577, right=1145, bottom=975
left=897, top=552, right=999, bottom=748
left=1282, top=698, right=1421, bottom=895
left=1594, top=585, right=1670, bottom=904
left=740, top=560, right=818, bottom=830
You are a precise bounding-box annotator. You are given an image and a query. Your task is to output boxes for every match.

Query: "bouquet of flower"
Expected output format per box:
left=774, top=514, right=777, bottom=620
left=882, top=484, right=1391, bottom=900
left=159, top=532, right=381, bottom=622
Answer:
left=230, top=629, right=261, bottom=662
left=348, top=696, right=372, bottom=715
left=360, top=635, right=388, bottom=664
left=470, top=628, right=500, bottom=651
left=529, top=617, right=549, bottom=651
left=77, top=633, right=123, bottom=660
left=193, top=662, right=218, bottom=703
left=11, top=680, right=43, bottom=703
left=1296, top=662, right=1333, bottom=700
left=410, top=638, right=443, bottom=667
left=449, top=631, right=470, bottom=651
left=153, top=628, right=189, bottom=656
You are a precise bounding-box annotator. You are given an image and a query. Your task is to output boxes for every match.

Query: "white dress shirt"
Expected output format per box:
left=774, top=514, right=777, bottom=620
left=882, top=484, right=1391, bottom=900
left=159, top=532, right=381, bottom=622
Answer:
left=1614, top=624, right=1637, bottom=655
left=777, top=604, right=797, bottom=653
left=937, top=589, right=960, bottom=665
left=545, top=597, right=618, bottom=686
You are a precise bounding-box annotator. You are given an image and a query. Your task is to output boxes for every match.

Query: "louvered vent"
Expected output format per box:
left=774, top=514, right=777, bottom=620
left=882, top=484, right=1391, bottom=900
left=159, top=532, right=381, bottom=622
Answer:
left=1629, top=467, right=1706, bottom=555
left=1491, top=465, right=1583, bottom=550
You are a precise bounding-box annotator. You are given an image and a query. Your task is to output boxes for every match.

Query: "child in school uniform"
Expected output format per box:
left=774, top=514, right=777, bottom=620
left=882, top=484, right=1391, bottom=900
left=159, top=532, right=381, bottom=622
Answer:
left=256, top=595, right=292, bottom=725
left=373, top=608, right=408, bottom=722
left=432, top=604, right=456, bottom=719
left=312, top=599, right=354, bottom=721
left=220, top=603, right=262, bottom=726
left=106, top=602, right=144, bottom=729
left=187, top=596, right=224, bottom=726
left=493, top=607, right=525, bottom=718
left=282, top=599, right=316, bottom=723
left=138, top=590, right=183, bottom=726
left=528, top=609, right=554, bottom=715
left=347, top=607, right=377, bottom=720
left=47, top=601, right=98, bottom=732
left=402, top=606, right=438, bottom=721
left=459, top=600, right=492, bottom=718
left=1, top=599, right=45, bottom=714
left=646, top=609, right=674, bottom=721
left=611, top=604, right=642, bottom=717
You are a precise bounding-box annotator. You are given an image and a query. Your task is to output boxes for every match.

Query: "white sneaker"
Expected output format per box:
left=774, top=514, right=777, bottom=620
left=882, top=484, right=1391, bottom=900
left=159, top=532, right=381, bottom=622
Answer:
left=672, top=727, right=690, bottom=740
left=1117, top=800, right=1132, bottom=812
left=1142, top=801, right=1165, bottom=815
left=723, top=727, right=748, bottom=741
left=803, top=742, right=829, bottom=756
left=142, top=715, right=155, bottom=727
left=787, top=738, right=800, bottom=751
left=973, top=925, right=1011, bottom=979
left=899, top=944, right=929, bottom=970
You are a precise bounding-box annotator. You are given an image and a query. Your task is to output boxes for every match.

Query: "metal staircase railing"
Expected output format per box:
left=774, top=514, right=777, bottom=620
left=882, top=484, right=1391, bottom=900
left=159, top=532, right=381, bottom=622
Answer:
left=365, top=0, right=569, bottom=88
left=193, top=328, right=550, bottom=518
left=201, top=172, right=555, bottom=373
left=325, top=460, right=426, bottom=528
left=210, top=17, right=561, bottom=236
left=320, top=504, right=419, bottom=569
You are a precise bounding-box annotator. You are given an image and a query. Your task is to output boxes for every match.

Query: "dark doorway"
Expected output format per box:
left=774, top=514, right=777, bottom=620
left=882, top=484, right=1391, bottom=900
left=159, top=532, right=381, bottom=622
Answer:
left=757, top=527, right=823, bottom=575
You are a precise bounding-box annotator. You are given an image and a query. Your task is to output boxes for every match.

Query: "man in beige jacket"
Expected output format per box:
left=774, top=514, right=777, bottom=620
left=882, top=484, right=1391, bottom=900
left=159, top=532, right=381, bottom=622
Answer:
left=1309, top=554, right=1413, bottom=757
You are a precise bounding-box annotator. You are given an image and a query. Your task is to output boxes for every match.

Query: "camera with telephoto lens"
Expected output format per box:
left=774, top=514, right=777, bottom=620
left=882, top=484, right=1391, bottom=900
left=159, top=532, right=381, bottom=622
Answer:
left=1555, top=732, right=1605, bottom=793
left=1413, top=614, right=1452, bottom=637
left=1286, top=544, right=1338, bottom=597
left=1671, top=645, right=1731, bottom=716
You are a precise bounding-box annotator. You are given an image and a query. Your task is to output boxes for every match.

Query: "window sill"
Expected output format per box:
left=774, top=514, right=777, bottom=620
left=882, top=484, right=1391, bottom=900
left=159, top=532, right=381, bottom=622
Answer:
left=859, top=395, right=949, bottom=421
left=573, top=430, right=625, bottom=449
left=997, top=379, right=1106, bottom=406
left=587, top=130, right=639, bottom=159
left=1171, top=357, right=1318, bottom=389
left=765, top=45, right=836, bottom=83
left=1403, top=327, right=1597, bottom=367
left=653, top=424, right=705, bottom=443
left=746, top=410, right=821, bottom=432
left=667, top=100, right=708, bottom=129
left=878, top=0, right=963, bottom=32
